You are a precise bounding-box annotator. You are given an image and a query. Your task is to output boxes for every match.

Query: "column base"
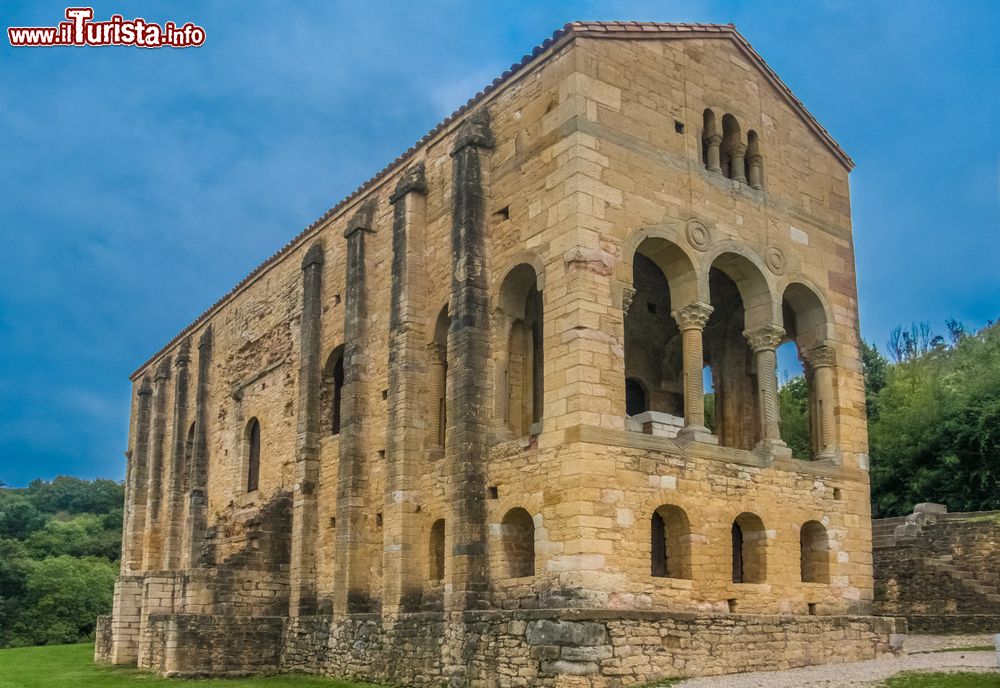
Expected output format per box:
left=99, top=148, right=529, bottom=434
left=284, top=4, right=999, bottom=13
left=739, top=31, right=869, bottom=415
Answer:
left=675, top=425, right=718, bottom=444
left=757, top=438, right=792, bottom=459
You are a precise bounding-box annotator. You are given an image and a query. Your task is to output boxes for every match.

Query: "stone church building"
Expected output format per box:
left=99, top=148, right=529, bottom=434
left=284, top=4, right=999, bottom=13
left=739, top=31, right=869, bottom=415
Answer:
left=96, top=21, right=900, bottom=686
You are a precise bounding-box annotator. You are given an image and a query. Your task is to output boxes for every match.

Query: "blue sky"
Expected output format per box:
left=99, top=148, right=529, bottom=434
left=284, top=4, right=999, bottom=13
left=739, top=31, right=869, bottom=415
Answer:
left=1, top=1, right=998, bottom=486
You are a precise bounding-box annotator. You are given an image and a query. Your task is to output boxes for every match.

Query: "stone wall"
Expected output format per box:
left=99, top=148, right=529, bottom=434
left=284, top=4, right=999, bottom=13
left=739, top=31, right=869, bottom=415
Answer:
left=129, top=608, right=901, bottom=685
left=873, top=504, right=1000, bottom=633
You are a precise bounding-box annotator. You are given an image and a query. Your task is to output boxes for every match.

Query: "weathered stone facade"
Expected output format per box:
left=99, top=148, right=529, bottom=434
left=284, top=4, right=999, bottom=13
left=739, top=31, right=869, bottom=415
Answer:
left=874, top=504, right=1000, bottom=634
left=97, top=21, right=898, bottom=685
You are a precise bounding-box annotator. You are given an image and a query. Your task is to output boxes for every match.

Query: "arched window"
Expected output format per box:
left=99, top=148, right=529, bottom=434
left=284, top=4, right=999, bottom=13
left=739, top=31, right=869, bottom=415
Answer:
left=497, top=265, right=543, bottom=436
left=650, top=505, right=692, bottom=579
left=429, top=519, right=445, bottom=583
left=323, top=347, right=345, bottom=436
left=500, top=507, right=535, bottom=578
left=800, top=520, right=830, bottom=583
left=246, top=418, right=261, bottom=493
left=721, top=114, right=746, bottom=183
left=732, top=512, right=767, bottom=583
left=625, top=378, right=648, bottom=416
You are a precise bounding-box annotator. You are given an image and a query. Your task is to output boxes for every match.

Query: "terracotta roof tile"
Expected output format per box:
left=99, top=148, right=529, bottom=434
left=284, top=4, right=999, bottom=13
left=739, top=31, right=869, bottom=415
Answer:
left=130, top=21, right=852, bottom=379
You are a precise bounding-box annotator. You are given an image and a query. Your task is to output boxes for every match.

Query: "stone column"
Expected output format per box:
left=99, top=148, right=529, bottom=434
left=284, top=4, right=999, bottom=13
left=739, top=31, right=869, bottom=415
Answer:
left=290, top=242, right=324, bottom=616
left=808, top=344, right=838, bottom=458
left=704, top=133, right=723, bottom=173
left=124, top=376, right=153, bottom=572
left=744, top=324, right=787, bottom=451
left=163, top=340, right=190, bottom=571
left=671, top=302, right=715, bottom=442
left=384, top=163, right=428, bottom=614
left=142, top=357, right=170, bottom=571
left=747, top=154, right=763, bottom=190
left=184, top=326, right=212, bottom=568
left=333, top=201, right=376, bottom=615
left=445, top=109, right=493, bottom=612
left=730, top=143, right=748, bottom=183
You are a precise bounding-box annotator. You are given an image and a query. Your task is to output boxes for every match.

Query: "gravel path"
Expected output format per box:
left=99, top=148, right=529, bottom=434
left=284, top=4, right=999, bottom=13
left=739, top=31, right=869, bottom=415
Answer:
left=672, top=648, right=998, bottom=688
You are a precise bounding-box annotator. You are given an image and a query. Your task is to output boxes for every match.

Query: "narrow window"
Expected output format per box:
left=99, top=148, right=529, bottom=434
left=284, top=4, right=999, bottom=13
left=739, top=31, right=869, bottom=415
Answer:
left=429, top=519, right=445, bottom=582
left=651, top=511, right=667, bottom=577
left=246, top=418, right=261, bottom=493
left=332, top=354, right=344, bottom=435
left=731, top=521, right=743, bottom=583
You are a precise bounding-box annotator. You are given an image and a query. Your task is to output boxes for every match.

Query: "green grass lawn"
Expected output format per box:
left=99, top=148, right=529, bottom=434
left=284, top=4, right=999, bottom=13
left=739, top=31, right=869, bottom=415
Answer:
left=880, top=672, right=1000, bottom=687
left=0, top=644, right=378, bottom=688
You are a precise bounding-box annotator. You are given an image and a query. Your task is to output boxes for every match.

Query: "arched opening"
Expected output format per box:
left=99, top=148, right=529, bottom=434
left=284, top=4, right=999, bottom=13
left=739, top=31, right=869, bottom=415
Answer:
left=182, top=422, right=196, bottom=492
left=781, top=283, right=833, bottom=459
left=625, top=378, right=648, bottom=416
left=500, top=507, right=535, bottom=579
left=245, top=418, right=261, bottom=493
left=322, top=346, right=345, bottom=436
left=732, top=512, right=767, bottom=583
left=650, top=505, right=692, bottom=579
left=721, top=114, right=744, bottom=182
left=800, top=520, right=830, bottom=584
left=705, top=253, right=774, bottom=450
left=625, top=239, right=699, bottom=428
left=429, top=518, right=445, bottom=583
left=429, top=306, right=450, bottom=449
left=497, top=265, right=543, bottom=436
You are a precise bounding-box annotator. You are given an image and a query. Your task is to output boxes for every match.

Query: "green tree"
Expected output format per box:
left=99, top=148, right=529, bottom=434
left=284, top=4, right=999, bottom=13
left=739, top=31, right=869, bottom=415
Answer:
left=0, top=499, right=46, bottom=540
left=778, top=375, right=811, bottom=459
left=12, top=556, right=117, bottom=646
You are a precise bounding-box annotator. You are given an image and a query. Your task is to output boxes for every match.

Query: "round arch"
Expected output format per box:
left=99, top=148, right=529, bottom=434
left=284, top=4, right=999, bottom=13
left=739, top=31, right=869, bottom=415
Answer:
left=705, top=245, right=778, bottom=329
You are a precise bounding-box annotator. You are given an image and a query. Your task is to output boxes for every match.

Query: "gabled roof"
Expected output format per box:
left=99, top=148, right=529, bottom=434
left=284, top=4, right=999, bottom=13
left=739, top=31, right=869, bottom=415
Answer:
left=130, top=21, right=851, bottom=379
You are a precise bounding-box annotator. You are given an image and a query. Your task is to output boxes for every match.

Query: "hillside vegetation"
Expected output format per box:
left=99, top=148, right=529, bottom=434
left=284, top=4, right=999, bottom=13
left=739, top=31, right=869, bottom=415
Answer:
left=0, top=477, right=122, bottom=647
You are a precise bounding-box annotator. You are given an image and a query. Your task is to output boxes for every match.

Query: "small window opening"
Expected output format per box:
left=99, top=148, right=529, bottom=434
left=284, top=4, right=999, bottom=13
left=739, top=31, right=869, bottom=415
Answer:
left=488, top=486, right=499, bottom=499
left=625, top=377, right=648, bottom=416
left=375, top=513, right=383, bottom=528
left=495, top=206, right=510, bottom=221
left=646, top=302, right=656, bottom=314
left=808, top=602, right=817, bottom=615
left=727, top=598, right=737, bottom=613
left=674, top=120, right=685, bottom=134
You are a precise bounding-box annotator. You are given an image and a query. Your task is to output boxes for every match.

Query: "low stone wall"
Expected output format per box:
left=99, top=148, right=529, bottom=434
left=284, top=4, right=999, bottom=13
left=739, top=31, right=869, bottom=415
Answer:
left=873, top=506, right=1000, bottom=633
left=281, top=609, right=901, bottom=686
left=142, top=613, right=284, bottom=677
left=94, top=615, right=112, bottom=662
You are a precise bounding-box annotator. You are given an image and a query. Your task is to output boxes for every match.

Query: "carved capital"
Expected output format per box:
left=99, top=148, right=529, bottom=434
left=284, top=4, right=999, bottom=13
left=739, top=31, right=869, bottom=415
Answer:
left=671, top=302, right=714, bottom=331
left=451, top=109, right=495, bottom=155
left=389, top=162, right=428, bottom=204
left=704, top=133, right=722, bottom=146
left=301, top=242, right=325, bottom=270
left=622, top=287, right=636, bottom=314
left=743, top=324, right=785, bottom=352
left=748, top=153, right=763, bottom=167
left=729, top=143, right=748, bottom=158
left=343, top=199, right=377, bottom=238
left=807, top=344, right=836, bottom=368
